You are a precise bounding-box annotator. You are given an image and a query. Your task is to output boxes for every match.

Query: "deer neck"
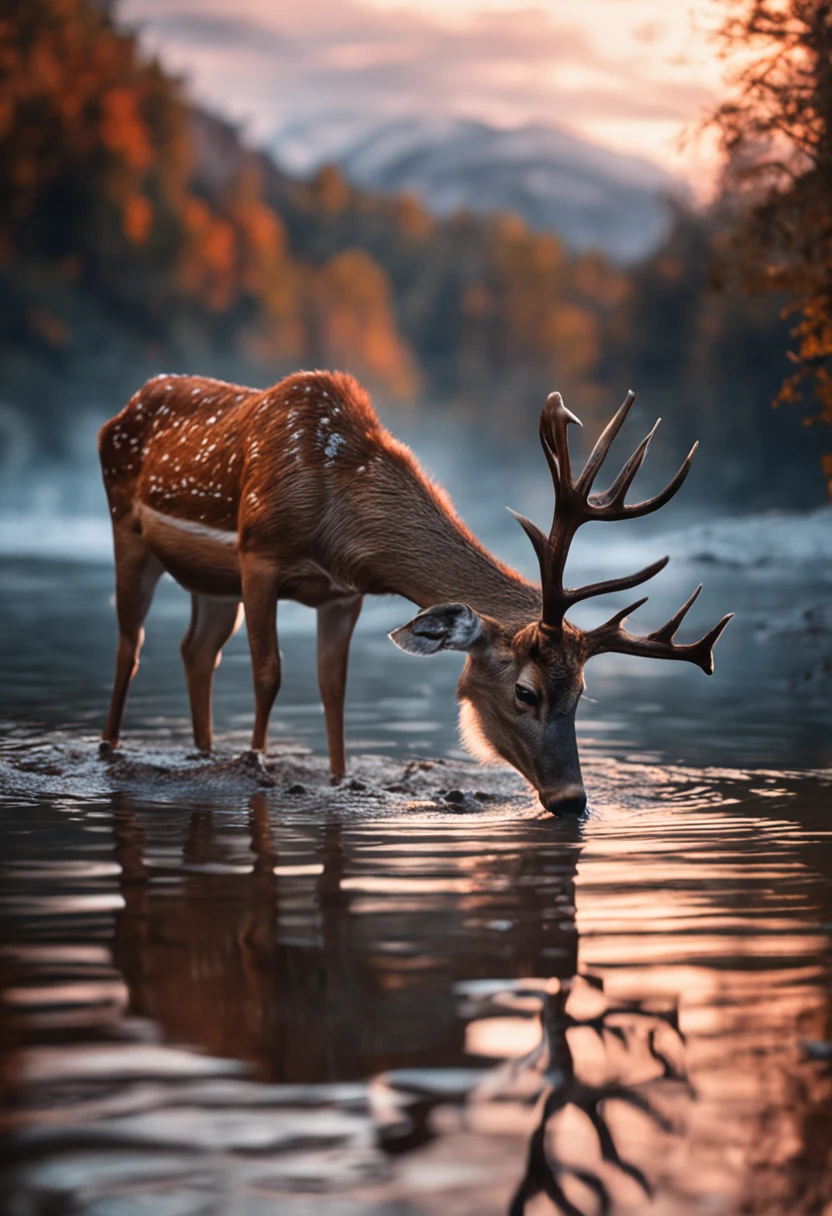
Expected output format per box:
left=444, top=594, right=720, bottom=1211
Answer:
left=350, top=474, right=541, bottom=624
left=410, top=544, right=539, bottom=623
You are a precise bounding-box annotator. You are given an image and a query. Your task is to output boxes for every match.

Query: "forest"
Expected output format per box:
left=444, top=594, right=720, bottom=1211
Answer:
left=0, top=0, right=827, bottom=507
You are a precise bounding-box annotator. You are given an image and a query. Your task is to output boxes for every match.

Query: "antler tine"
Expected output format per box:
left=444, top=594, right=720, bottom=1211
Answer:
left=539, top=391, right=582, bottom=503
left=697, top=613, right=734, bottom=673
left=651, top=583, right=702, bottom=642
left=593, top=596, right=650, bottom=633
left=564, top=557, right=668, bottom=612
left=589, top=418, right=661, bottom=511
left=613, top=442, right=698, bottom=522
left=575, top=389, right=637, bottom=495
left=586, top=592, right=733, bottom=675
left=509, top=388, right=708, bottom=634
left=530, top=392, right=586, bottom=629
left=506, top=508, right=548, bottom=569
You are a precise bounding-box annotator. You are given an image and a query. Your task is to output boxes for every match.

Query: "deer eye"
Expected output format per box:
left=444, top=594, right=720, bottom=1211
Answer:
left=515, top=684, right=539, bottom=709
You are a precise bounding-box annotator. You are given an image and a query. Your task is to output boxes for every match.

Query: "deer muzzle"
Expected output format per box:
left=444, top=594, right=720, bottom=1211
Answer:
left=539, top=783, right=587, bottom=819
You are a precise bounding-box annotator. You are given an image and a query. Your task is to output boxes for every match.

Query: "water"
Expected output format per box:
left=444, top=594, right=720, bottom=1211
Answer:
left=1, top=515, right=831, bottom=1215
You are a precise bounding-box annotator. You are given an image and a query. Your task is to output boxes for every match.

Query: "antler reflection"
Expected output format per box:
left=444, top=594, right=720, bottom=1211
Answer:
left=507, top=977, right=690, bottom=1215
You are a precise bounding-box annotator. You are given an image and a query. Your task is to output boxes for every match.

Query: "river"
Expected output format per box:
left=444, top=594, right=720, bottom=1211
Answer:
left=0, top=507, right=830, bottom=1215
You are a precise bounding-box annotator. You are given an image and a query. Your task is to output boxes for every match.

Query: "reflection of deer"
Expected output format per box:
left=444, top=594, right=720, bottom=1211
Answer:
left=108, top=793, right=689, bottom=1214
left=109, top=793, right=585, bottom=1083
left=111, top=794, right=282, bottom=1070
left=506, top=977, right=689, bottom=1216
left=100, top=374, right=730, bottom=812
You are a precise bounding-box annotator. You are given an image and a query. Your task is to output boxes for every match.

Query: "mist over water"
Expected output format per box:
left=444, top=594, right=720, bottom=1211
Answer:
left=2, top=412, right=830, bottom=768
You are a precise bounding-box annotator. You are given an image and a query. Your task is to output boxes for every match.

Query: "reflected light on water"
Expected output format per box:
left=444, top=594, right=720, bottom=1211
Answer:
left=0, top=749, right=830, bottom=1215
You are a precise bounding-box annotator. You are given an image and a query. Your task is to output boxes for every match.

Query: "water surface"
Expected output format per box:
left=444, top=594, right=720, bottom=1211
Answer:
left=1, top=522, right=831, bottom=1215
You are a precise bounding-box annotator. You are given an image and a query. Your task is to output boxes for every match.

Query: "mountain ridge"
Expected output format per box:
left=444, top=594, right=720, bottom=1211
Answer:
left=270, top=113, right=685, bottom=261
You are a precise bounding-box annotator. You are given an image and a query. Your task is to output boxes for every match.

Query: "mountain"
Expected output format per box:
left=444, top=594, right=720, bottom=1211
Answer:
left=270, top=114, right=684, bottom=262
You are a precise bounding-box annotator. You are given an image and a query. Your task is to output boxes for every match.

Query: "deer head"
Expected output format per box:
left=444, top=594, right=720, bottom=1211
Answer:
left=391, top=391, right=732, bottom=818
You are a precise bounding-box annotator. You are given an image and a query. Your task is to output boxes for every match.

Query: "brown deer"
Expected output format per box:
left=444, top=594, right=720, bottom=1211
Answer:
left=99, top=370, right=731, bottom=816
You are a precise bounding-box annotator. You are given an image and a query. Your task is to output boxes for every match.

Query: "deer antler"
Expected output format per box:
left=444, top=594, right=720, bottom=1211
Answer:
left=585, top=586, right=733, bottom=674
left=509, top=390, right=710, bottom=638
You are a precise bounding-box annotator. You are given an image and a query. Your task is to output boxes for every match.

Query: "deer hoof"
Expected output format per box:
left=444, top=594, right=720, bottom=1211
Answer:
left=240, top=749, right=274, bottom=786
left=98, top=740, right=119, bottom=761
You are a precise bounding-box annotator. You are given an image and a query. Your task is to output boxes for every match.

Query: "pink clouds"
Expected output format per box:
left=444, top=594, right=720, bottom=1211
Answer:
left=121, top=0, right=727, bottom=182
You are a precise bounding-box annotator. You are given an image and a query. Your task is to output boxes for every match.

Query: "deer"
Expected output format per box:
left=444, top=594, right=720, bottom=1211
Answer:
left=98, top=369, right=731, bottom=817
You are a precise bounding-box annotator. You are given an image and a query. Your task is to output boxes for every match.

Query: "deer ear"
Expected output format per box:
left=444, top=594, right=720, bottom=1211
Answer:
left=389, top=603, right=484, bottom=656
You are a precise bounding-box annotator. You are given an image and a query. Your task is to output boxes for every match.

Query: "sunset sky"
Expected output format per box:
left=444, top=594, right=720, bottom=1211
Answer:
left=122, top=0, right=733, bottom=189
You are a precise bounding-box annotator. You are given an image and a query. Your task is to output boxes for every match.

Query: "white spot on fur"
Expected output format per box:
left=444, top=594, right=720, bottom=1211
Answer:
left=324, top=433, right=346, bottom=461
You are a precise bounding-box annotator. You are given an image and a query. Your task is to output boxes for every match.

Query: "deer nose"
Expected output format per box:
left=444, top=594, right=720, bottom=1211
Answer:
left=541, top=785, right=587, bottom=819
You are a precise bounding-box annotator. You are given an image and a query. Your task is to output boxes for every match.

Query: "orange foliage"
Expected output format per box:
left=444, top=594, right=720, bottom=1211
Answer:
left=462, top=283, right=494, bottom=321
left=232, top=199, right=286, bottom=265
left=311, top=164, right=351, bottom=215
left=705, top=0, right=832, bottom=486
left=123, top=194, right=152, bottom=244
left=27, top=308, right=69, bottom=347
left=1, top=2, right=424, bottom=399
left=0, top=0, right=670, bottom=424
left=99, top=87, right=152, bottom=170
left=179, top=197, right=237, bottom=310
left=572, top=252, right=629, bottom=306
left=313, top=250, right=418, bottom=399
left=540, top=303, right=599, bottom=383
left=394, top=193, right=434, bottom=242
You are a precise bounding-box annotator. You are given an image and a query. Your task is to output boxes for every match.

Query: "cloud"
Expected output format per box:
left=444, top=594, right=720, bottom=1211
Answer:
left=631, top=21, right=666, bottom=46
left=121, top=0, right=720, bottom=175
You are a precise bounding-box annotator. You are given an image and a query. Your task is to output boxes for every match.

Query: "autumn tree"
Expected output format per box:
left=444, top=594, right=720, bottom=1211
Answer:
left=706, top=0, right=832, bottom=492
left=309, top=249, right=418, bottom=399
left=0, top=0, right=419, bottom=424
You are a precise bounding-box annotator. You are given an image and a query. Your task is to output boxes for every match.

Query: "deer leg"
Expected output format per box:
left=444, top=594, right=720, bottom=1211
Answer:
left=317, top=595, right=363, bottom=783
left=240, top=553, right=282, bottom=755
left=181, top=595, right=244, bottom=753
left=102, top=531, right=163, bottom=748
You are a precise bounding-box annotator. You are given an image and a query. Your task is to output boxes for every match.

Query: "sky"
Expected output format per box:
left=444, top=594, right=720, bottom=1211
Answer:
left=121, top=0, right=732, bottom=189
